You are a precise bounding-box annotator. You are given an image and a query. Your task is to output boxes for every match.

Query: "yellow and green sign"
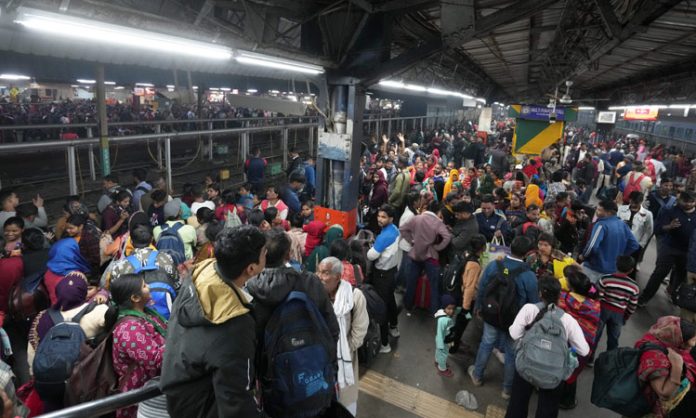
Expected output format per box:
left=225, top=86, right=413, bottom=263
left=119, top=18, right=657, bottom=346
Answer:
left=508, top=105, right=577, bottom=155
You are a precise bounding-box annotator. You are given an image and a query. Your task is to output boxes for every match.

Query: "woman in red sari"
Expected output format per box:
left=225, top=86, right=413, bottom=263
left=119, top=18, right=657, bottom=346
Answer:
left=635, top=316, right=696, bottom=418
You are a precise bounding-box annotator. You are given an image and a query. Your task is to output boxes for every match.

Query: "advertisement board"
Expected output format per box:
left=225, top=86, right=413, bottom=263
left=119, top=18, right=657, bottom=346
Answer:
left=596, top=111, right=616, bottom=124
left=623, top=107, right=659, bottom=121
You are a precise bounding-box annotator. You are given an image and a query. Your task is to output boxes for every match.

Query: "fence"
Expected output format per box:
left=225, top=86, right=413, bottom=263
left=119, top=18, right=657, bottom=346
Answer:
left=362, top=114, right=459, bottom=139
left=0, top=119, right=319, bottom=196
left=37, top=382, right=161, bottom=418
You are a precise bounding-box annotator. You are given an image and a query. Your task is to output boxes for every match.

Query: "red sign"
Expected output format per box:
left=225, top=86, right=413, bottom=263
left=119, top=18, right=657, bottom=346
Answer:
left=624, top=107, right=659, bottom=121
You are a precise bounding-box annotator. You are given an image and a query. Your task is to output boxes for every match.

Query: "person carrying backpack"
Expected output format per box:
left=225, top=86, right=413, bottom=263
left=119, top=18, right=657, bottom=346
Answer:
left=505, top=276, right=589, bottom=418
left=28, top=273, right=109, bottom=412
left=153, top=199, right=196, bottom=263
left=470, top=236, right=538, bottom=400
left=245, top=230, right=340, bottom=417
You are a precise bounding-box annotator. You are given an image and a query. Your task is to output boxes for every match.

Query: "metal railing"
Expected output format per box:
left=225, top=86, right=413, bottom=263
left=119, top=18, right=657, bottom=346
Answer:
left=361, top=114, right=459, bottom=138
left=0, top=121, right=319, bottom=195
left=38, top=382, right=161, bottom=418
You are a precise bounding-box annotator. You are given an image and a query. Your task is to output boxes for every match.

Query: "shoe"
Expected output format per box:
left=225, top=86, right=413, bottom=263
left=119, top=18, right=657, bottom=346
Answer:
left=379, top=344, right=392, bottom=354
left=559, top=400, right=578, bottom=410
left=501, top=390, right=511, bottom=400
left=437, top=368, right=454, bottom=378
left=586, top=358, right=594, bottom=368
left=389, top=326, right=400, bottom=338
left=493, top=348, right=505, bottom=365
left=467, top=365, right=482, bottom=386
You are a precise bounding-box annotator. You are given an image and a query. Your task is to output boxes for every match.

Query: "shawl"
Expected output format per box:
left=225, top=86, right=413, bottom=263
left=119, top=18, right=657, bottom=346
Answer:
left=333, top=280, right=355, bottom=389
left=47, top=237, right=91, bottom=276
left=525, top=184, right=544, bottom=208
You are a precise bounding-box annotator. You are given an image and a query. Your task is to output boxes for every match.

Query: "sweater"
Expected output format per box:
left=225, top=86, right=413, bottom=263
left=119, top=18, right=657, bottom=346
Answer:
left=597, top=273, right=640, bottom=319
left=367, top=223, right=400, bottom=270
left=399, top=211, right=452, bottom=262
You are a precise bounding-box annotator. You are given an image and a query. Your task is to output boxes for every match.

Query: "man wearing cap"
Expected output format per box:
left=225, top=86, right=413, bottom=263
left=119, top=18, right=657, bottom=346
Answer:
left=153, top=198, right=198, bottom=260
left=449, top=201, right=479, bottom=259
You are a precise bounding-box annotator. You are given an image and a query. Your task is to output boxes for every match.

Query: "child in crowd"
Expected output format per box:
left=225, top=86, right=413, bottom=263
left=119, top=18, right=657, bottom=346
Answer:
left=300, top=201, right=315, bottom=225
left=237, top=183, right=255, bottom=210
left=595, top=255, right=640, bottom=352
left=435, top=295, right=457, bottom=377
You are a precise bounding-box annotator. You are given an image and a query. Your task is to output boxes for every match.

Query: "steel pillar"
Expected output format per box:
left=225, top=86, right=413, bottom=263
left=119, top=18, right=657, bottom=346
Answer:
left=282, top=128, right=289, bottom=168
left=96, top=64, right=110, bottom=176
left=87, top=127, right=96, bottom=181
left=155, top=125, right=163, bottom=170
left=67, top=145, right=78, bottom=195
left=165, top=137, right=172, bottom=193
left=207, top=121, right=214, bottom=161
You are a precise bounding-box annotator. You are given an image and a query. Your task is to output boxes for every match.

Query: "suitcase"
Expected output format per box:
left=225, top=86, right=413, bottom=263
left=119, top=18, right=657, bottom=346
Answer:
left=414, top=274, right=431, bottom=310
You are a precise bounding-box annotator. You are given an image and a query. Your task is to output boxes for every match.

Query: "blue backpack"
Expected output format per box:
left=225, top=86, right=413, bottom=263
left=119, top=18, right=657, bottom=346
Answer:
left=34, top=303, right=96, bottom=400
left=126, top=251, right=177, bottom=320
left=261, top=291, right=336, bottom=418
left=156, top=222, right=186, bottom=265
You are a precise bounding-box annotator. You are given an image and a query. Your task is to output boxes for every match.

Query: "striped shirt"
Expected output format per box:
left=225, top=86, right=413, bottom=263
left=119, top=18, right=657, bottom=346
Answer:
left=596, top=273, right=640, bottom=318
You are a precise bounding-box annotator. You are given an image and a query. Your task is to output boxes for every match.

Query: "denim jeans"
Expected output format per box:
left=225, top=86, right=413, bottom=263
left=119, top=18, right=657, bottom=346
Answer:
left=403, top=255, right=441, bottom=313
left=473, top=322, right=516, bottom=392
left=597, top=308, right=624, bottom=351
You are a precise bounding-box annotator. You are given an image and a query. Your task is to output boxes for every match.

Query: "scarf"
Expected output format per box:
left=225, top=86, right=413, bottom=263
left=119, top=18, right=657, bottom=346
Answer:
left=333, top=280, right=355, bottom=389
left=54, top=272, right=89, bottom=310
left=118, top=308, right=167, bottom=337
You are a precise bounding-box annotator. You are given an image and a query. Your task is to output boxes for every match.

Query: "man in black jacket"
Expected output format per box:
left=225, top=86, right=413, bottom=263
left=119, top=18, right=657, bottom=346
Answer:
left=161, top=226, right=267, bottom=417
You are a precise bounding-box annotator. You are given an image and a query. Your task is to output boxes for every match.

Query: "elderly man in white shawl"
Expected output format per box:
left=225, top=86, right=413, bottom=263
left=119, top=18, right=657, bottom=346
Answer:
left=317, top=257, right=369, bottom=416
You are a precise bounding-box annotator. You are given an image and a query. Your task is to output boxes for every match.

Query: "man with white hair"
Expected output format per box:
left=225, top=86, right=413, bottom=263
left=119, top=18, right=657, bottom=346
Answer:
left=317, top=257, right=369, bottom=416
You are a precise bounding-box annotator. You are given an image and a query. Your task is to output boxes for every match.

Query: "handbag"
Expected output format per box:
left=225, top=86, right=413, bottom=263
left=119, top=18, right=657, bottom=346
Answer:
left=480, top=236, right=510, bottom=271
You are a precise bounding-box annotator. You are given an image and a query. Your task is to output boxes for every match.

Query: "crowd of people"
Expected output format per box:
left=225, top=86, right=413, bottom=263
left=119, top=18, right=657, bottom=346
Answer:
left=0, top=117, right=695, bottom=418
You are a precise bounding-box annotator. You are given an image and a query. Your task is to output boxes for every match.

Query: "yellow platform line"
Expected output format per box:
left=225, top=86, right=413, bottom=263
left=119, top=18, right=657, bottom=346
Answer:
left=359, top=369, right=485, bottom=418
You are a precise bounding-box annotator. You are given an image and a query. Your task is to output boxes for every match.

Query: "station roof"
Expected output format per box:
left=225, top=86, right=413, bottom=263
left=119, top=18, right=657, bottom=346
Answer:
left=0, top=0, right=694, bottom=104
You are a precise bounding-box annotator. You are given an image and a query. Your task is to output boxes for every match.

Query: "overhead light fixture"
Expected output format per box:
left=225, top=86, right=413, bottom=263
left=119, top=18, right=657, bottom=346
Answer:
left=193, top=86, right=198, bottom=90
left=476, top=98, right=486, bottom=104
left=381, top=80, right=475, bottom=100
left=209, top=87, right=219, bottom=91
left=166, top=85, right=175, bottom=89
left=0, top=73, right=30, bottom=80
left=578, top=106, right=595, bottom=110
left=608, top=106, right=624, bottom=110
left=15, top=7, right=233, bottom=60
left=668, top=104, right=690, bottom=109
left=247, top=88, right=258, bottom=93
left=235, top=50, right=324, bottom=75
left=114, top=86, right=124, bottom=90
left=136, top=82, right=154, bottom=87
left=220, top=87, right=231, bottom=91
left=379, top=80, right=405, bottom=89
left=287, top=95, right=298, bottom=102
left=269, top=90, right=280, bottom=94
left=77, top=79, right=96, bottom=84
left=404, top=84, right=426, bottom=92
left=232, top=89, right=239, bottom=94
left=70, top=84, right=78, bottom=87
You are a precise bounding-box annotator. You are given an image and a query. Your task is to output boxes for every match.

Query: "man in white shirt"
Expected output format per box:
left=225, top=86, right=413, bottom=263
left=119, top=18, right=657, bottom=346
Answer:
left=618, top=191, right=653, bottom=275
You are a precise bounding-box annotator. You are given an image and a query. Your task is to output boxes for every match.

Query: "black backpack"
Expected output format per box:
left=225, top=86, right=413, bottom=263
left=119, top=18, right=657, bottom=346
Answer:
left=440, top=254, right=468, bottom=297
left=34, top=303, right=97, bottom=401
left=675, top=282, right=696, bottom=312
left=480, top=260, right=527, bottom=329
left=357, top=319, right=381, bottom=367
left=591, top=343, right=668, bottom=417
left=354, top=265, right=387, bottom=325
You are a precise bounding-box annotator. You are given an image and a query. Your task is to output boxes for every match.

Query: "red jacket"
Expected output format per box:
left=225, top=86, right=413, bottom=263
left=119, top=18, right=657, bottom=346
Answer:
left=303, top=221, right=326, bottom=257
left=0, top=256, right=23, bottom=326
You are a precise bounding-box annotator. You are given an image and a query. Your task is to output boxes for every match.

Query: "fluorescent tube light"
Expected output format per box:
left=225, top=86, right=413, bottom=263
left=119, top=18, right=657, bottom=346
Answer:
left=404, top=84, right=426, bottom=92
left=235, top=50, right=324, bottom=75
left=114, top=86, right=125, bottom=90
left=166, top=85, right=175, bottom=89
left=247, top=89, right=258, bottom=93
left=578, top=106, right=595, bottom=110
left=209, top=88, right=219, bottom=91
left=220, top=87, right=231, bottom=91
left=77, top=79, right=95, bottom=84
left=136, top=83, right=154, bottom=87
left=0, top=73, right=30, bottom=80
left=15, top=7, right=232, bottom=60
left=379, top=80, right=405, bottom=88
left=476, top=98, right=486, bottom=104
left=668, top=104, right=690, bottom=109
left=104, top=81, right=116, bottom=85
left=269, top=90, right=280, bottom=94
left=608, top=106, right=624, bottom=110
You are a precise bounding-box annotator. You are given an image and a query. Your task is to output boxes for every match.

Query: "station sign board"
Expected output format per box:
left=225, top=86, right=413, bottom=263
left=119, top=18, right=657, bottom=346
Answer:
left=596, top=111, right=616, bottom=124
left=508, top=105, right=578, bottom=122
left=623, top=107, right=659, bottom=121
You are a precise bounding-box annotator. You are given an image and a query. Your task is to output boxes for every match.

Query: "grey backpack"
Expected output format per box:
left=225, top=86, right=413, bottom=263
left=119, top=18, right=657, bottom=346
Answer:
left=514, top=303, right=577, bottom=389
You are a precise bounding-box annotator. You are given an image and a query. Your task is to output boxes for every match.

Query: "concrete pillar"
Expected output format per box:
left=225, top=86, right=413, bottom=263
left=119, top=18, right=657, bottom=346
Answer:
left=96, top=64, right=110, bottom=176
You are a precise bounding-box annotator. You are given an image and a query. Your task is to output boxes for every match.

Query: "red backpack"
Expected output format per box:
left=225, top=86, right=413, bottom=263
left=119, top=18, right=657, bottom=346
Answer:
left=622, top=173, right=645, bottom=203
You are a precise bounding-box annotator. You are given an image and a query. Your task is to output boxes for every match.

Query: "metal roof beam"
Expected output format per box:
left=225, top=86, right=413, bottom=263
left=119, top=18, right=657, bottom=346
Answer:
left=375, top=0, right=439, bottom=13
left=593, top=0, right=622, bottom=39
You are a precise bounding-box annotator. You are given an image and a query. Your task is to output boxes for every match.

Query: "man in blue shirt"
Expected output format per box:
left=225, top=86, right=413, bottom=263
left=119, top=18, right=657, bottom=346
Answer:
left=244, top=147, right=267, bottom=195
left=302, top=157, right=316, bottom=201
left=279, top=173, right=305, bottom=220
left=470, top=236, right=538, bottom=400
left=367, top=204, right=401, bottom=353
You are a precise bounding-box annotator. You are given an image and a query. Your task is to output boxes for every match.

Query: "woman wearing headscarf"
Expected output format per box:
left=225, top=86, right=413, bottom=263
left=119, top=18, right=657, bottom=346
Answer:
left=367, top=171, right=389, bottom=234
left=525, top=182, right=544, bottom=208
left=443, top=169, right=460, bottom=199
left=634, top=316, right=696, bottom=418
left=304, top=225, right=344, bottom=273
left=44, top=215, right=93, bottom=304
left=27, top=272, right=109, bottom=411
left=102, top=211, right=151, bottom=261
left=107, top=274, right=167, bottom=418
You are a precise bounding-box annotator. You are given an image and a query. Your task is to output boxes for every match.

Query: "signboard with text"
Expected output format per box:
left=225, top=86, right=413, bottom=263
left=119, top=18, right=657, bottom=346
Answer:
left=623, top=107, right=659, bottom=121
left=508, top=105, right=578, bottom=122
